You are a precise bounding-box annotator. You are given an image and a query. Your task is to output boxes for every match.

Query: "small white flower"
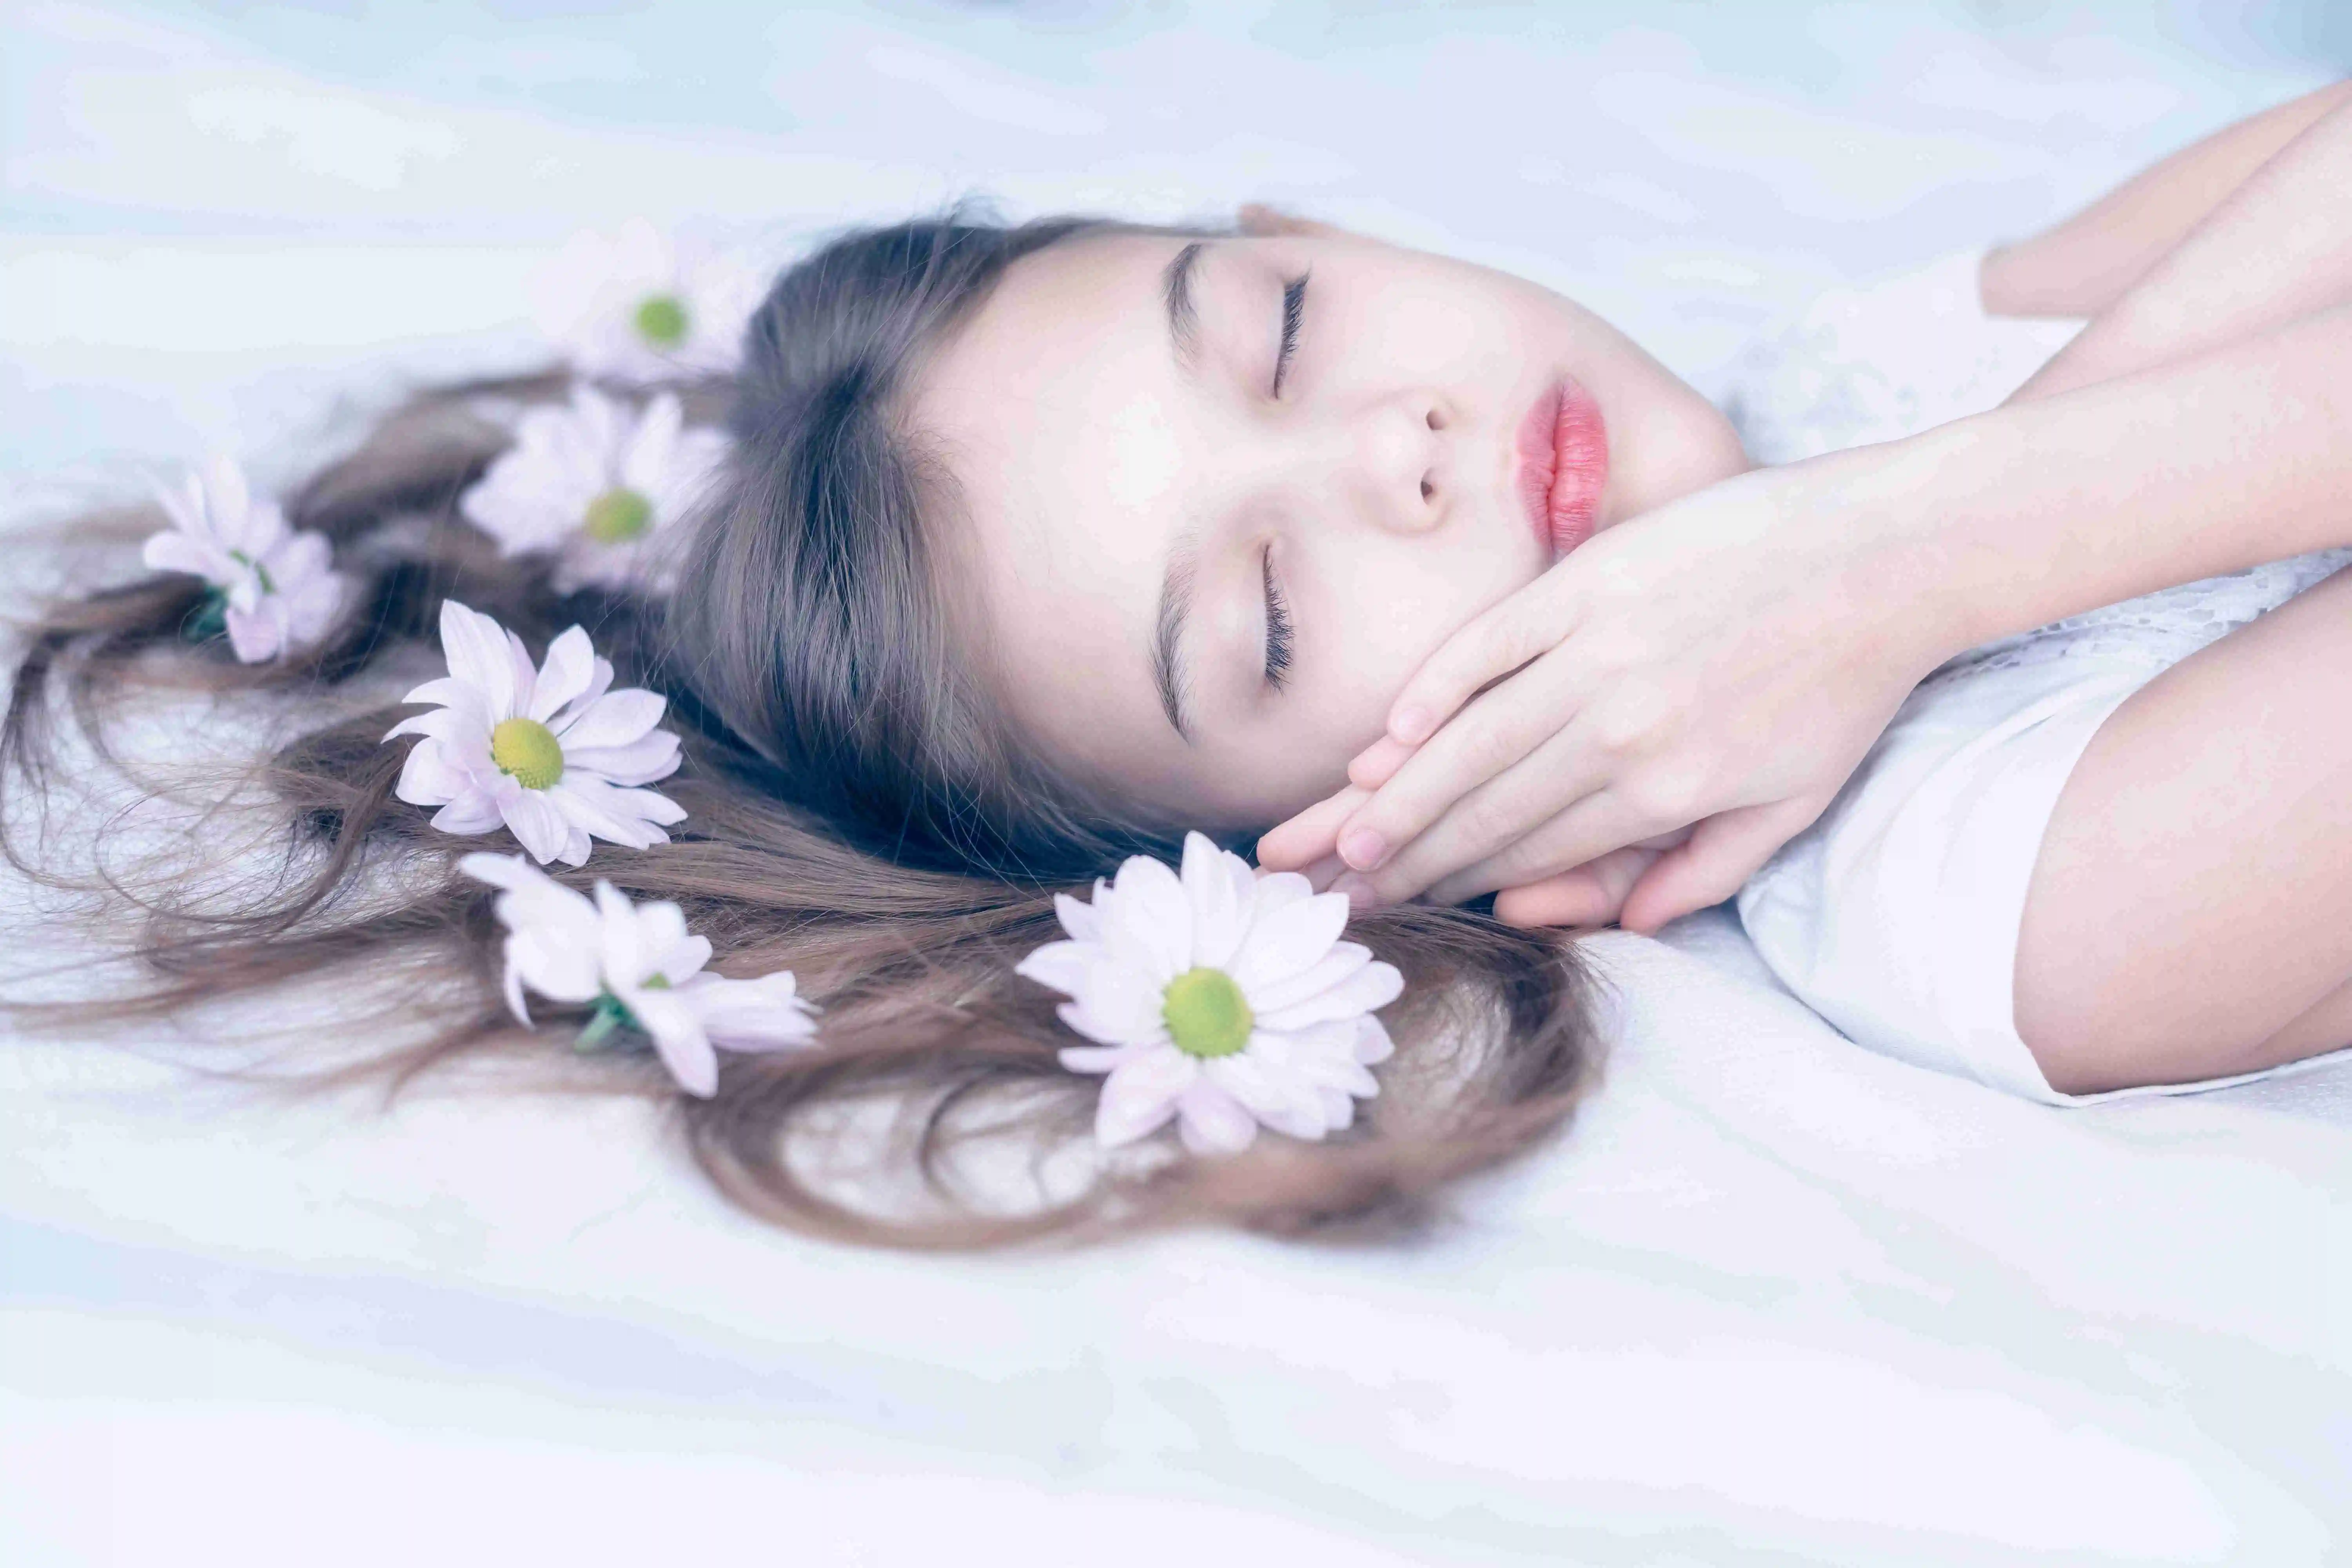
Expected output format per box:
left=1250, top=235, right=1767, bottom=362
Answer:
left=461, top=852, right=818, bottom=1096
left=386, top=600, right=686, bottom=867
left=531, top=219, right=761, bottom=386
left=141, top=455, right=347, bottom=662
left=1016, top=832, right=1403, bottom=1156
left=461, top=387, right=728, bottom=594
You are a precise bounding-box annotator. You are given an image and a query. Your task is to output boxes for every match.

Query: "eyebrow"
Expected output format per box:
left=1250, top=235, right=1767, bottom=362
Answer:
left=1162, top=240, right=1207, bottom=376
left=1151, top=528, right=1199, bottom=743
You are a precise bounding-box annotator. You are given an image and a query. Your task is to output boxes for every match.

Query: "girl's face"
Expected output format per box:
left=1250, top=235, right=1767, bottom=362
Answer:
left=910, top=226, right=1746, bottom=830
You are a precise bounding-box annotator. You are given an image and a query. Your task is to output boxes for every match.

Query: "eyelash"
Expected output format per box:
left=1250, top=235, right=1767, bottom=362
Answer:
left=1261, top=546, right=1294, bottom=690
left=1270, top=272, right=1310, bottom=397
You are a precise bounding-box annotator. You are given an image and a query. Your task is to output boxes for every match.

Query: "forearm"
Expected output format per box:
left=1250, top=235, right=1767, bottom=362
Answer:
left=1801, top=302, right=2352, bottom=659
left=2017, top=97, right=2352, bottom=402
left=1981, top=81, right=2352, bottom=319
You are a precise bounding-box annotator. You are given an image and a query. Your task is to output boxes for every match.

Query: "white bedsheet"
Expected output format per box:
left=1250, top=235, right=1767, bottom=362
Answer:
left=6, top=4, right=2350, bottom=1563
left=5, top=911, right=2348, bottom=1564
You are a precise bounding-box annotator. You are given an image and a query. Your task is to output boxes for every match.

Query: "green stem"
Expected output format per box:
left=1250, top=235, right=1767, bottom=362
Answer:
left=574, top=993, right=635, bottom=1051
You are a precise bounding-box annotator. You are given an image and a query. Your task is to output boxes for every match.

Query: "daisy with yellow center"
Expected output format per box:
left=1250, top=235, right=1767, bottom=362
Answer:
left=1016, top=833, right=1403, bottom=1156
left=141, top=455, right=348, bottom=663
left=385, top=601, right=686, bottom=867
left=529, top=218, right=759, bottom=387
left=462, top=853, right=818, bottom=1098
left=460, top=387, right=728, bottom=596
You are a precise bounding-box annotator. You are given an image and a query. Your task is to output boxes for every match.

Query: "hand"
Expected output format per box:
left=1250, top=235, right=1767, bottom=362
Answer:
left=1257, top=463, right=1951, bottom=933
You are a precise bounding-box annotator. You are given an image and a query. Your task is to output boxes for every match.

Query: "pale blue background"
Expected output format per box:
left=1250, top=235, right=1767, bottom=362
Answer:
left=3, top=1, right=2346, bottom=486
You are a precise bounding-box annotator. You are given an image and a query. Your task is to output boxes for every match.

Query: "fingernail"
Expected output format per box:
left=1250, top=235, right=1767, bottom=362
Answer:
left=1338, top=828, right=1388, bottom=871
left=1390, top=706, right=1432, bottom=744
left=1330, top=872, right=1379, bottom=909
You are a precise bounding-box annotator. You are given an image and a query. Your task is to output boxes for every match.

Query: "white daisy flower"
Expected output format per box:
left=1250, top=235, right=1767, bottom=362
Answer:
left=1016, top=832, right=1403, bottom=1156
left=141, top=455, right=348, bottom=663
left=530, top=218, right=761, bottom=386
left=460, top=387, right=728, bottom=594
left=461, top=852, right=818, bottom=1097
left=386, top=600, right=686, bottom=867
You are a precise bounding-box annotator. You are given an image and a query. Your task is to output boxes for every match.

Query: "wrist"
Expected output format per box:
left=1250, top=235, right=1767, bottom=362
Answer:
left=1767, top=432, right=2003, bottom=676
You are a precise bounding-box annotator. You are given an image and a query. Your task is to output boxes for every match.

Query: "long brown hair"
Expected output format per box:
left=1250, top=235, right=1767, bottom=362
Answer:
left=2, top=211, right=1605, bottom=1249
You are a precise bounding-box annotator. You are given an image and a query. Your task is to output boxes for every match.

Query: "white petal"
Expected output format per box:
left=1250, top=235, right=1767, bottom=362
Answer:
left=142, top=530, right=225, bottom=584
left=1174, top=1081, right=1261, bottom=1156
left=1181, top=832, right=1250, bottom=970
left=1053, top=890, right=1102, bottom=943
left=679, top=971, right=818, bottom=1053
left=438, top=601, right=517, bottom=718
left=1226, top=890, right=1350, bottom=994
left=223, top=605, right=283, bottom=663
left=547, top=776, right=684, bottom=848
left=1207, top=1053, right=1326, bottom=1141
left=592, top=881, right=650, bottom=988
left=429, top=793, right=508, bottom=836
left=1056, top=1043, right=1139, bottom=1075
left=562, top=730, right=681, bottom=788
left=501, top=789, right=574, bottom=865
left=1013, top=940, right=1089, bottom=998
left=1245, top=940, right=1372, bottom=1015
left=1063, top=956, right=1163, bottom=1047
left=530, top=626, right=598, bottom=722
left=1355, top=1014, right=1396, bottom=1066
left=554, top=687, right=668, bottom=751
left=1093, top=1045, right=1194, bottom=1148
left=505, top=628, right=539, bottom=717
left=1252, top=955, right=1403, bottom=1033
left=1100, top=854, right=1191, bottom=984
left=626, top=987, right=718, bottom=1097
left=394, top=738, right=468, bottom=808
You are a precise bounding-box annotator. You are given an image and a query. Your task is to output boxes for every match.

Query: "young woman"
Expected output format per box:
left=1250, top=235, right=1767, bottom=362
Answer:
left=11, top=84, right=2349, bottom=1247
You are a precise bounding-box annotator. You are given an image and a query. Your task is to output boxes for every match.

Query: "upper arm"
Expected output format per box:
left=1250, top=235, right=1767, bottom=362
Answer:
left=2013, top=564, right=2352, bottom=1093
left=1981, top=81, right=2352, bottom=321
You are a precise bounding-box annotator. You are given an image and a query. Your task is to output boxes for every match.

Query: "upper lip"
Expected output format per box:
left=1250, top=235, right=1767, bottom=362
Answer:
left=1514, top=383, right=1564, bottom=554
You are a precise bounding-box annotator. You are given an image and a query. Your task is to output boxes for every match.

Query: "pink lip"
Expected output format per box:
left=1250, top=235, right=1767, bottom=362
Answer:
left=1514, top=378, right=1610, bottom=559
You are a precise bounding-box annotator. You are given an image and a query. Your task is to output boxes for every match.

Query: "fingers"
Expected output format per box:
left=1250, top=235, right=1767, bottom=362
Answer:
left=1357, top=780, right=1657, bottom=909
left=1254, top=784, right=1368, bottom=871
left=1330, top=651, right=1590, bottom=877
left=1615, top=800, right=1817, bottom=935
left=1382, top=573, right=1579, bottom=746
left=1346, top=734, right=1416, bottom=790
left=1491, top=845, right=1661, bottom=928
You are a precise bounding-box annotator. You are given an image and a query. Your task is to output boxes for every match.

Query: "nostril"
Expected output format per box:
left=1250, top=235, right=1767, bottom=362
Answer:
left=1425, top=408, right=1444, bottom=431
left=1420, top=475, right=1436, bottom=503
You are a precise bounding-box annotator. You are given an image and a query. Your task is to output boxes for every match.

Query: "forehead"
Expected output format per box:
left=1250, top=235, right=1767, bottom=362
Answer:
left=911, top=232, right=1196, bottom=784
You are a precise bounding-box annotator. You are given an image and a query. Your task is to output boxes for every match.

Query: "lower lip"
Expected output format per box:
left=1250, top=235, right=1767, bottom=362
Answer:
left=1515, top=379, right=1610, bottom=559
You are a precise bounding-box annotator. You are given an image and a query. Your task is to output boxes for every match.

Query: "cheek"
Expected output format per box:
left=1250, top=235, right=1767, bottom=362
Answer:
left=1312, top=548, right=1523, bottom=743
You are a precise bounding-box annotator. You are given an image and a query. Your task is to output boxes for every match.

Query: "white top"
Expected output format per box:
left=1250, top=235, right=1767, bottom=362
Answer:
left=1726, top=251, right=2352, bottom=1103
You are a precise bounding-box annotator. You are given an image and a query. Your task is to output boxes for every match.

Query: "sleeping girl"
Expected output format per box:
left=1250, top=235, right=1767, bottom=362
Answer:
left=11, top=82, right=2350, bottom=1246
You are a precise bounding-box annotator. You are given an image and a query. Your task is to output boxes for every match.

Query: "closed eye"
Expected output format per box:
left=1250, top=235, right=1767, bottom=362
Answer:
left=1271, top=272, right=1309, bottom=398
left=1261, top=546, right=1294, bottom=690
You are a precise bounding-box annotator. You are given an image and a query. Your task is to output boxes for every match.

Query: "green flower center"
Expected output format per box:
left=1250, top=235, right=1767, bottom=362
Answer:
left=490, top=716, right=565, bottom=790
left=1162, top=967, right=1253, bottom=1060
left=584, top=486, right=653, bottom=544
left=633, top=293, right=690, bottom=347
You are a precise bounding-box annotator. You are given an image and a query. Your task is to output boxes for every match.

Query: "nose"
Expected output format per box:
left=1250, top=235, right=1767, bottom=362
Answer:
left=1316, top=392, right=1451, bottom=536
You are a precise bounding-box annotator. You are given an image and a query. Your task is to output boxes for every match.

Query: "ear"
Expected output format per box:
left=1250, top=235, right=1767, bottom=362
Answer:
left=1236, top=203, right=1347, bottom=239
